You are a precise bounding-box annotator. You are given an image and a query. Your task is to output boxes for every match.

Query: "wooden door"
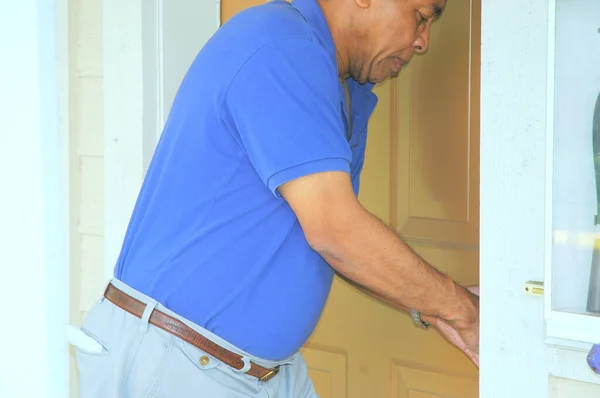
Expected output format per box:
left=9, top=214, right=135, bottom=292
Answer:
left=221, top=1, right=481, bottom=397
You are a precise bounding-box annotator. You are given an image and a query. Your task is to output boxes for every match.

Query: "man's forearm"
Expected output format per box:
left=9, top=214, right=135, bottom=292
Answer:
left=337, top=272, right=449, bottom=332
left=315, top=208, right=477, bottom=329
left=337, top=272, right=411, bottom=313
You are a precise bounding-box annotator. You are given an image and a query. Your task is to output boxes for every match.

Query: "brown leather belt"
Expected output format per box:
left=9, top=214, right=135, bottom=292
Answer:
left=103, top=283, right=280, bottom=382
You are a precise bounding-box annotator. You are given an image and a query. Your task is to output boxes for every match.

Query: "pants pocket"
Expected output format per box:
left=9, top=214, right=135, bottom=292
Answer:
left=74, top=329, right=113, bottom=398
left=148, top=338, right=263, bottom=397
left=122, top=326, right=175, bottom=398
left=263, top=353, right=318, bottom=398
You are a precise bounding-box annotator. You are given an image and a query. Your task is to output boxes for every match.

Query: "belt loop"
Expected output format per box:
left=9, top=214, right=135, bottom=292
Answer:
left=100, top=279, right=114, bottom=302
left=120, top=299, right=158, bottom=395
left=138, top=300, right=158, bottom=333
left=232, top=356, right=252, bottom=374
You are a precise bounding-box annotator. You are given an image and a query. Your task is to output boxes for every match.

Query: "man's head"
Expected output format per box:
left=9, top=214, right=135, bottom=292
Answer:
left=320, top=0, right=447, bottom=84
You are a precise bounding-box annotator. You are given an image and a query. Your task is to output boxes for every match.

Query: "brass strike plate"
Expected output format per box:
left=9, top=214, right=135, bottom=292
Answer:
left=524, top=281, right=544, bottom=297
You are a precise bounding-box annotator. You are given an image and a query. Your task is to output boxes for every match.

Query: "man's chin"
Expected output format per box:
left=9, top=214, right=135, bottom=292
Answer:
left=367, top=72, right=401, bottom=85
left=366, top=75, right=384, bottom=84
left=391, top=69, right=402, bottom=78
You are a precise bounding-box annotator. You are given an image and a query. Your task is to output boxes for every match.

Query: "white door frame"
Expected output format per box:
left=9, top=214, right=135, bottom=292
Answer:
left=0, top=0, right=70, bottom=397
left=103, top=0, right=221, bottom=280
left=479, top=0, right=561, bottom=396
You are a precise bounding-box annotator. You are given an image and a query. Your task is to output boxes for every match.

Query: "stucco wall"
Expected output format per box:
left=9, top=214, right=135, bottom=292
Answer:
left=68, top=0, right=105, bottom=396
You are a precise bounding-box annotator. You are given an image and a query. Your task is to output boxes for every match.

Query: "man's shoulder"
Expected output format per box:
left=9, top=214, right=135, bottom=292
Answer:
left=202, top=1, right=336, bottom=85
left=219, top=1, right=316, bottom=49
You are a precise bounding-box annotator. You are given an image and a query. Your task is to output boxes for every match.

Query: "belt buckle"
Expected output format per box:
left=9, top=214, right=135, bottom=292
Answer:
left=259, top=365, right=280, bottom=382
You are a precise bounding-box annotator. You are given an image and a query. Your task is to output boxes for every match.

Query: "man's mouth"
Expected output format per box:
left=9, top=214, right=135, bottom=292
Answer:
left=393, top=57, right=406, bottom=73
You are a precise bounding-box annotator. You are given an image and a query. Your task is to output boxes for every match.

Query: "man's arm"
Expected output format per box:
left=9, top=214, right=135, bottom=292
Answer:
left=338, top=271, right=480, bottom=326
left=278, top=171, right=479, bottom=357
left=337, top=272, right=410, bottom=310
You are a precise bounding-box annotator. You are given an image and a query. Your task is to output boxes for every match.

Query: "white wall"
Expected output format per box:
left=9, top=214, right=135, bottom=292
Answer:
left=0, top=1, right=70, bottom=397
left=550, top=377, right=600, bottom=397
left=69, top=0, right=106, bottom=326
left=103, top=0, right=146, bottom=280
left=68, top=0, right=106, bottom=396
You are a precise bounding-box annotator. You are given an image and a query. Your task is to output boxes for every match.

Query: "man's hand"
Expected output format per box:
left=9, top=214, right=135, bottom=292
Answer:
left=466, top=285, right=480, bottom=295
left=422, top=285, right=480, bottom=367
left=340, top=274, right=480, bottom=367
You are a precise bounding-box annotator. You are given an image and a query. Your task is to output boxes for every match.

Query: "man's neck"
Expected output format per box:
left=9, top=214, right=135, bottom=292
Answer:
left=317, top=0, right=351, bottom=79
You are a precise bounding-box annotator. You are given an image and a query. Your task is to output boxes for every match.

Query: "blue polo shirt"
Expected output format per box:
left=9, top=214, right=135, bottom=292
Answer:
left=114, top=0, right=378, bottom=360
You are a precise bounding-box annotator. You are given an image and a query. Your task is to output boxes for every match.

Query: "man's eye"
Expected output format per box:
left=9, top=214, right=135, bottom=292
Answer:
left=418, top=13, right=428, bottom=24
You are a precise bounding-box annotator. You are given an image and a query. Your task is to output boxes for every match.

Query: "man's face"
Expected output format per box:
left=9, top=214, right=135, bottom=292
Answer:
left=350, top=0, right=447, bottom=84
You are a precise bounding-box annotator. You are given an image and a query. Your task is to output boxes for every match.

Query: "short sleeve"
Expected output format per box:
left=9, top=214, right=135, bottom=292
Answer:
left=222, top=38, right=351, bottom=198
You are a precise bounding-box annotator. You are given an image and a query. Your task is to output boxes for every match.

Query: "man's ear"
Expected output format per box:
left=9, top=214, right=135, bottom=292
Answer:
left=354, top=0, right=372, bottom=9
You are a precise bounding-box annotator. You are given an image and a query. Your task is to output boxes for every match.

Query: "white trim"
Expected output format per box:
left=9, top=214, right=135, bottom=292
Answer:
left=479, top=0, right=556, bottom=395
left=546, top=311, right=600, bottom=344
left=56, top=0, right=72, bottom=393
left=44, top=0, right=71, bottom=394
left=0, top=1, right=70, bottom=396
left=141, top=0, right=165, bottom=173
left=216, top=0, right=222, bottom=28
left=545, top=336, right=593, bottom=352
left=544, top=0, right=557, bottom=326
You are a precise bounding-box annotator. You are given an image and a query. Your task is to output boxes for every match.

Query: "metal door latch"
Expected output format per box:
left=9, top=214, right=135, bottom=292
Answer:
left=524, top=281, right=544, bottom=297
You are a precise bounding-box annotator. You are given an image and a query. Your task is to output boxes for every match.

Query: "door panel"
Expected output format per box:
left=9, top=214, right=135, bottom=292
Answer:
left=221, top=0, right=266, bottom=23
left=221, top=1, right=480, bottom=397
left=392, top=0, right=481, bottom=247
left=301, top=346, right=348, bottom=398
left=392, top=363, right=478, bottom=398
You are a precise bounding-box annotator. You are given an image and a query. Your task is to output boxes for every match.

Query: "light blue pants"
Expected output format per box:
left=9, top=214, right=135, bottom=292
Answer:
left=75, top=279, right=319, bottom=398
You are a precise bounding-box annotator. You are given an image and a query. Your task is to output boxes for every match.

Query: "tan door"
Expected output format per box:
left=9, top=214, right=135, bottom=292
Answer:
left=221, top=1, right=481, bottom=397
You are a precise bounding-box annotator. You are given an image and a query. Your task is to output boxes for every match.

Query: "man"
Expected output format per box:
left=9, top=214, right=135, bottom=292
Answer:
left=74, top=0, right=479, bottom=396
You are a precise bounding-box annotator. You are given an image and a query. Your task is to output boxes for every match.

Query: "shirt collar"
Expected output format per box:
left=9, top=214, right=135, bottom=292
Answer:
left=291, top=0, right=378, bottom=121
left=291, top=0, right=337, bottom=59
left=291, top=0, right=377, bottom=93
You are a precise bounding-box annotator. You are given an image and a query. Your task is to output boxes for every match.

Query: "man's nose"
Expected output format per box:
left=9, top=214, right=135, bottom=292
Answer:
left=413, top=26, right=431, bottom=54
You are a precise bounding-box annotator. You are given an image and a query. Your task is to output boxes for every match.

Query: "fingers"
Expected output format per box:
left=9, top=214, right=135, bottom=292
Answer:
left=466, top=349, right=479, bottom=368
left=466, top=347, right=479, bottom=367
left=466, top=285, right=480, bottom=296
left=431, top=317, right=480, bottom=367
